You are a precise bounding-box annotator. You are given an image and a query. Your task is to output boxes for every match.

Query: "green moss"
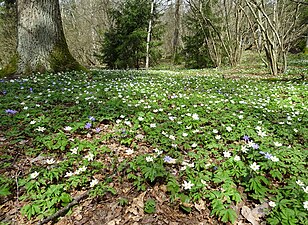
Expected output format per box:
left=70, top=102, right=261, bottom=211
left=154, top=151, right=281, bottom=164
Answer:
left=0, top=54, right=18, bottom=78
left=49, top=42, right=87, bottom=73
left=0, top=39, right=86, bottom=77
left=304, top=47, right=308, bottom=55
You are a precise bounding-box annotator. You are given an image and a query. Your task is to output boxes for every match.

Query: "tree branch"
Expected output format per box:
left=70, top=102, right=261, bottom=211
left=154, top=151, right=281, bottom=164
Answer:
left=290, top=0, right=308, bottom=5
left=37, top=190, right=90, bottom=225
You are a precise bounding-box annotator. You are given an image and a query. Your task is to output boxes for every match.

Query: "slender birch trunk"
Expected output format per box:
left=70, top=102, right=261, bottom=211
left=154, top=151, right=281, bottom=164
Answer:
left=145, top=0, right=154, bottom=70
left=305, top=35, right=308, bottom=54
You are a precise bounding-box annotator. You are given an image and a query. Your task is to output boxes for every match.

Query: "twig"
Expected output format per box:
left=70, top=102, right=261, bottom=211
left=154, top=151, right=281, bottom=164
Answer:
left=37, top=170, right=118, bottom=225
left=37, top=190, right=90, bottom=225
left=14, top=170, right=21, bottom=222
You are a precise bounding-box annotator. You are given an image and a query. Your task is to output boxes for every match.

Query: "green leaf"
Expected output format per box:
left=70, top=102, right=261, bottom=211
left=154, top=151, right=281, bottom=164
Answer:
left=60, top=193, right=72, bottom=203
left=33, top=204, right=41, bottom=214
left=270, top=170, right=283, bottom=181
left=180, top=204, right=192, bottom=213
left=211, top=199, right=225, bottom=216
left=0, top=185, right=11, bottom=196
left=144, top=199, right=156, bottom=214
left=21, top=204, right=31, bottom=219
left=180, top=194, right=192, bottom=213
left=220, top=208, right=237, bottom=224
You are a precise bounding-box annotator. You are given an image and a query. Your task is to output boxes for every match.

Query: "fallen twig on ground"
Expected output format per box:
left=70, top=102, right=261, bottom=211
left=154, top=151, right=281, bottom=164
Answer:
left=37, top=190, right=90, bottom=225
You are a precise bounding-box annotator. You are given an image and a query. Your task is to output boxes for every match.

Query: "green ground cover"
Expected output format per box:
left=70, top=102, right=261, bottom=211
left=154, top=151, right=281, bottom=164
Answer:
left=0, top=55, right=307, bottom=224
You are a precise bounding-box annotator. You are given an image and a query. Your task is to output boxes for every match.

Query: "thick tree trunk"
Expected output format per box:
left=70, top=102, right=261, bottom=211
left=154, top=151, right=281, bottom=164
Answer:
left=16, top=0, right=83, bottom=75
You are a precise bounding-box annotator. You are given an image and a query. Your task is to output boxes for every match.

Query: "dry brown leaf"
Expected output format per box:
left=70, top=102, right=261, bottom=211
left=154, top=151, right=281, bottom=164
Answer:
left=107, top=219, right=121, bottom=225
left=19, top=140, right=28, bottom=144
left=135, top=134, right=144, bottom=140
left=134, top=191, right=146, bottom=209
left=74, top=213, right=82, bottom=221
left=194, top=199, right=206, bottom=212
left=125, top=192, right=146, bottom=216
left=8, top=206, right=18, bottom=215
left=126, top=207, right=138, bottom=215
left=82, top=199, right=92, bottom=207
left=236, top=221, right=251, bottom=225
left=251, top=202, right=269, bottom=219
left=122, top=187, right=131, bottom=194
left=107, top=220, right=116, bottom=225
left=30, top=155, right=46, bottom=163
left=131, top=215, right=142, bottom=222
left=159, top=184, right=167, bottom=192
left=241, top=206, right=258, bottom=225
left=0, top=137, right=7, bottom=141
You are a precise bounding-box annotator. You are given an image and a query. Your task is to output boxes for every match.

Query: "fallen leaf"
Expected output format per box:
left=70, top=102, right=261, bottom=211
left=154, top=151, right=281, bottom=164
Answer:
left=251, top=202, right=269, bottom=219
left=122, top=187, right=131, bottom=194
left=134, top=192, right=146, bottom=208
left=194, top=199, right=206, bottom=212
left=135, top=134, right=144, bottom=140
left=107, top=220, right=116, bottom=225
left=159, top=185, right=167, bottom=192
left=237, top=221, right=251, bottom=225
left=241, top=206, right=259, bottom=225
left=19, top=140, right=28, bottom=144
left=75, top=213, right=82, bottom=221
left=30, top=155, right=46, bottom=163
left=125, top=192, right=146, bottom=216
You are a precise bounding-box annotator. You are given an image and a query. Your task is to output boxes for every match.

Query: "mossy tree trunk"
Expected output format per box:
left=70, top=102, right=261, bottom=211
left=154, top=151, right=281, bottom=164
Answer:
left=15, top=0, right=83, bottom=75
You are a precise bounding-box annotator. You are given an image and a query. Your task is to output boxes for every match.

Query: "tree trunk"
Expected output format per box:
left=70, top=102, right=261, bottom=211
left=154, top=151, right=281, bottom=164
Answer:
left=16, top=0, right=83, bottom=75
left=305, top=35, right=308, bottom=54
left=145, top=0, right=154, bottom=70
left=172, top=0, right=182, bottom=62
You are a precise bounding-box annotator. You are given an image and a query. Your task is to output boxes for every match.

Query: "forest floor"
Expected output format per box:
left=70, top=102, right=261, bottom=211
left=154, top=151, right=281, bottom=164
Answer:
left=0, top=52, right=307, bottom=225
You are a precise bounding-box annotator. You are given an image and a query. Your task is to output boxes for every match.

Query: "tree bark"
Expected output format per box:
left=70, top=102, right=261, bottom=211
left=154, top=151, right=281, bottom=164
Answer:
left=172, top=0, right=182, bottom=61
left=305, top=35, right=308, bottom=54
left=145, top=0, right=154, bottom=70
left=16, top=0, right=83, bottom=75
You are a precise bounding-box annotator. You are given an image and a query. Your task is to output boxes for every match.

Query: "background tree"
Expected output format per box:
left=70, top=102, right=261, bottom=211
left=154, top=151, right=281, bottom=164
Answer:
left=60, top=0, right=112, bottom=67
left=0, top=0, right=83, bottom=76
left=160, top=0, right=186, bottom=63
left=244, top=0, right=308, bottom=75
left=172, top=0, right=184, bottom=62
left=184, top=0, right=250, bottom=68
left=184, top=0, right=223, bottom=68
left=0, top=0, right=16, bottom=68
left=98, top=0, right=162, bottom=69
left=0, top=0, right=306, bottom=74
left=297, top=1, right=308, bottom=53
left=146, top=0, right=155, bottom=69
left=182, top=2, right=215, bottom=68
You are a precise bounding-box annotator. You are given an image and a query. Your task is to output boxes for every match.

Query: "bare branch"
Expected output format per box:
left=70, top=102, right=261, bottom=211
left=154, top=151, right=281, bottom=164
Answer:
left=290, top=0, right=308, bottom=5
left=37, top=190, right=90, bottom=225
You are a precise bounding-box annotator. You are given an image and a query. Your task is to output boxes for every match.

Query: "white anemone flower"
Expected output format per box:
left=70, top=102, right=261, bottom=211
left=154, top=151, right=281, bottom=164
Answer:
left=182, top=180, right=194, bottom=190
